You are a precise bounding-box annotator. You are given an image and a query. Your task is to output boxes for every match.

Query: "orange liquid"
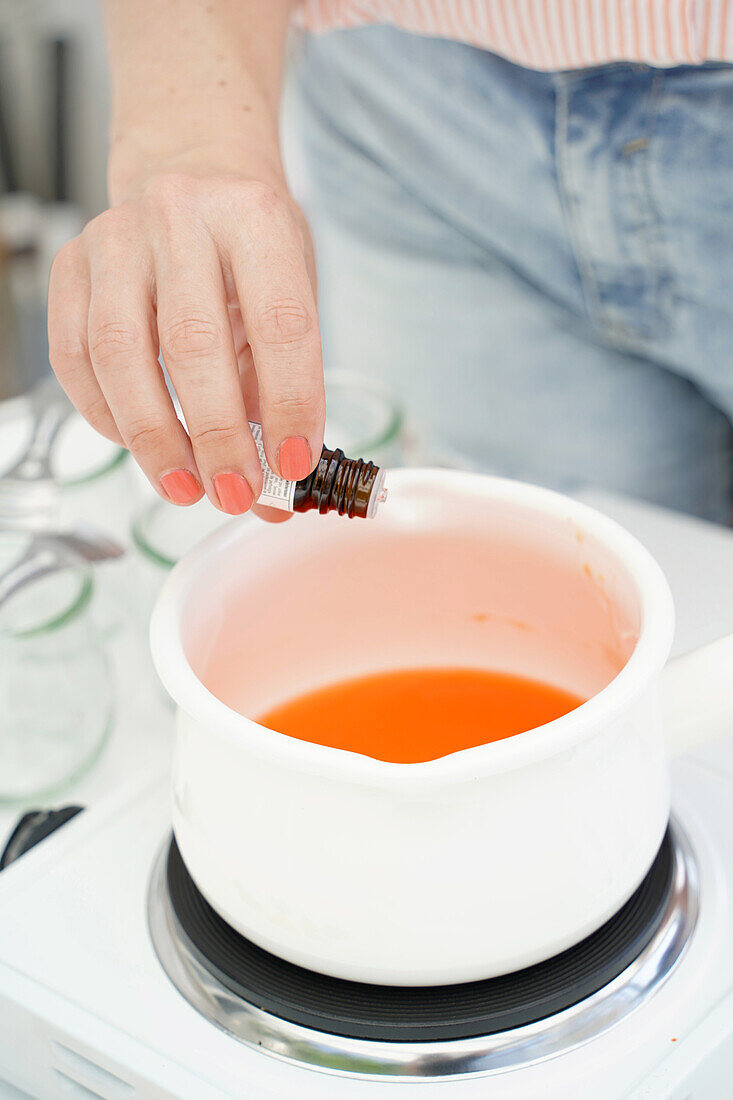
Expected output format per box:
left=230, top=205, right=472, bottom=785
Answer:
left=258, top=668, right=584, bottom=763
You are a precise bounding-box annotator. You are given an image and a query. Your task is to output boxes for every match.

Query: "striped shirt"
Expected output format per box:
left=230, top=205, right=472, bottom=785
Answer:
left=294, top=1, right=733, bottom=70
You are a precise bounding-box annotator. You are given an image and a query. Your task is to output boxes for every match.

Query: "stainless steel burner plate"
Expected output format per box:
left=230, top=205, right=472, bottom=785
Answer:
left=147, top=819, right=698, bottom=1080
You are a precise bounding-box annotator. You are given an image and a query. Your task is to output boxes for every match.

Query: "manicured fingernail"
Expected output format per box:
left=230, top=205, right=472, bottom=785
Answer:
left=278, top=436, right=312, bottom=481
left=214, top=472, right=254, bottom=514
left=160, top=469, right=201, bottom=505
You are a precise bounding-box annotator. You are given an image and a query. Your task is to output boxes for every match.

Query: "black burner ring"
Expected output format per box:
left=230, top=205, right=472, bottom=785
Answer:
left=166, top=829, right=674, bottom=1043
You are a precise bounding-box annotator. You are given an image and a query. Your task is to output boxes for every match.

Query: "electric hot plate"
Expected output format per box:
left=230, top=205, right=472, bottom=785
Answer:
left=148, top=821, right=697, bottom=1079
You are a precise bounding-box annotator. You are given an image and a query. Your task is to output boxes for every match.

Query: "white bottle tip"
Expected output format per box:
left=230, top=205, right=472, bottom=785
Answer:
left=366, top=470, right=388, bottom=518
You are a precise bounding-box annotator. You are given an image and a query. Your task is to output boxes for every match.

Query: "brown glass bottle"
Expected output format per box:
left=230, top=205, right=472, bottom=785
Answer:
left=247, top=421, right=388, bottom=517
left=283, top=442, right=383, bottom=519
left=292, top=446, right=387, bottom=519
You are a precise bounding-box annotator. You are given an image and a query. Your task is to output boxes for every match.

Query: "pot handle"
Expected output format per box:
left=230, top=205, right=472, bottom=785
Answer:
left=661, top=633, right=733, bottom=757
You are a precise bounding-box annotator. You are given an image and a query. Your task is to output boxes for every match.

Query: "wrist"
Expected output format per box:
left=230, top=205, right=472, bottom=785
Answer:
left=108, top=122, right=285, bottom=205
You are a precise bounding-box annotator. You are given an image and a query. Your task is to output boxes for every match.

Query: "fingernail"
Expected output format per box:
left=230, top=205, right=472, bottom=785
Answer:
left=214, top=472, right=255, bottom=514
left=278, top=436, right=312, bottom=481
left=160, top=469, right=201, bottom=505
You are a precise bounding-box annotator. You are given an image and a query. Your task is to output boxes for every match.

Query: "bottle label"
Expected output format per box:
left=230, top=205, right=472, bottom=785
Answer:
left=249, top=421, right=296, bottom=511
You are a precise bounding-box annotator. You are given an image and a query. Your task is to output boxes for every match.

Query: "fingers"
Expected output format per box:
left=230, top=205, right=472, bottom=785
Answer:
left=219, top=183, right=325, bottom=482
left=237, top=351, right=292, bottom=524
left=154, top=212, right=263, bottom=515
left=252, top=503, right=293, bottom=523
left=48, top=175, right=325, bottom=521
left=48, top=239, right=122, bottom=445
left=85, top=210, right=203, bottom=506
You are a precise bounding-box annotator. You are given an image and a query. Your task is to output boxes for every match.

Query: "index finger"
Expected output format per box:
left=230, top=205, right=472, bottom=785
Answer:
left=221, top=185, right=325, bottom=483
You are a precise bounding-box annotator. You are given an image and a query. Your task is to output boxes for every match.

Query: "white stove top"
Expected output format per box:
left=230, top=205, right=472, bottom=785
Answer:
left=0, top=491, right=732, bottom=1099
left=0, top=751, right=731, bottom=1099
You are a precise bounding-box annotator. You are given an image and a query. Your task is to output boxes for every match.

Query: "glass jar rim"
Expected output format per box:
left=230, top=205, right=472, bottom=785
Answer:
left=11, top=571, right=95, bottom=638
left=323, top=370, right=404, bottom=453
left=131, top=502, right=180, bottom=571
left=60, top=446, right=128, bottom=489
left=0, top=393, right=128, bottom=488
left=0, top=532, right=95, bottom=638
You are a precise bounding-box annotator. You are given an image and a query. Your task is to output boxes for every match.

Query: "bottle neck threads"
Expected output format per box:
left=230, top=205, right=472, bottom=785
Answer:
left=293, top=447, right=387, bottom=519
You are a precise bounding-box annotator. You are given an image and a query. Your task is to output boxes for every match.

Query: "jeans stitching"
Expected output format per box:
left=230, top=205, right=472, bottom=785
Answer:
left=554, top=80, right=605, bottom=329
left=635, top=70, right=675, bottom=337
left=557, top=70, right=675, bottom=347
left=609, top=69, right=673, bottom=343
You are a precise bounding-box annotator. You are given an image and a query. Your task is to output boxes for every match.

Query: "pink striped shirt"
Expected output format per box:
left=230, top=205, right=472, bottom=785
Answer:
left=294, top=1, right=733, bottom=70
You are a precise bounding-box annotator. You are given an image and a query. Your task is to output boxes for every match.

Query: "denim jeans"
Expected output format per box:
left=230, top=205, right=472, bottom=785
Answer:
left=289, top=27, right=733, bottom=522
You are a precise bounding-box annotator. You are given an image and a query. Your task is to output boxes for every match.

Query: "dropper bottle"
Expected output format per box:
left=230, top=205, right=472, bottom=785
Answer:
left=248, top=421, right=388, bottom=519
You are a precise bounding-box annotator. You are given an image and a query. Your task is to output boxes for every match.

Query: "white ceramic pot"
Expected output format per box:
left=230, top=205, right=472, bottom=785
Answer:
left=150, top=470, right=733, bottom=986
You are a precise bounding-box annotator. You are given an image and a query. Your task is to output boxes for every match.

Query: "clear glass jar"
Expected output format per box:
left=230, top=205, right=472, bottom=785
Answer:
left=0, top=393, right=134, bottom=539
left=0, top=532, right=114, bottom=803
left=0, top=394, right=143, bottom=641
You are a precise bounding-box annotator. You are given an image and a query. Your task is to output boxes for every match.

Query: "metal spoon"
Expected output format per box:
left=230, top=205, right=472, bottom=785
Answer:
left=0, top=377, right=72, bottom=528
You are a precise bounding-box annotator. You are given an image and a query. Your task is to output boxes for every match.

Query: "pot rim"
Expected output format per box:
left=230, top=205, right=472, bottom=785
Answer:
left=150, top=470, right=675, bottom=789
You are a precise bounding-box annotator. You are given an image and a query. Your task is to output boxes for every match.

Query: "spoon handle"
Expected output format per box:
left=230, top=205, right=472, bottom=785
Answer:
left=4, top=381, right=72, bottom=482
left=0, top=545, right=60, bottom=610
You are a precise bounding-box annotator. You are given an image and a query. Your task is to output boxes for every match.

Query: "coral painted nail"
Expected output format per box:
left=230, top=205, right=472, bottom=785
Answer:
left=160, top=469, right=201, bottom=505
left=278, top=436, right=312, bottom=481
left=214, top=472, right=255, bottom=514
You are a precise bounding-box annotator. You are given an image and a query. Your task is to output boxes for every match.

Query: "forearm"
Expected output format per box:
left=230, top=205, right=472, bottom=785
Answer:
left=104, top=0, right=294, bottom=201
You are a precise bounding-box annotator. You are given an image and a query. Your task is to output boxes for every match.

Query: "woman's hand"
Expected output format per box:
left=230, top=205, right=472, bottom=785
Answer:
left=48, top=0, right=322, bottom=515
left=48, top=170, right=324, bottom=515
